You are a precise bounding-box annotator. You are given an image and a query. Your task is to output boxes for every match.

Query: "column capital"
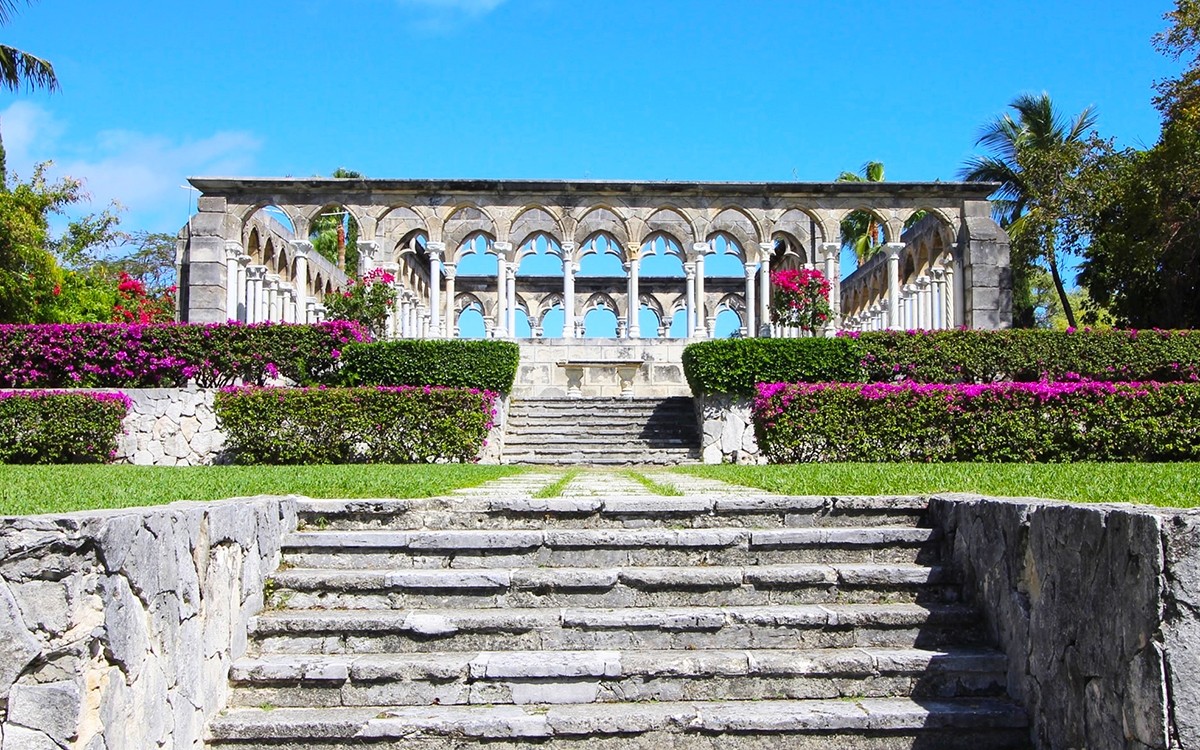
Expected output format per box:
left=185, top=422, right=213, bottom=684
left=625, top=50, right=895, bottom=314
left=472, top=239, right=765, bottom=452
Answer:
left=426, top=240, right=446, bottom=253
left=916, top=276, right=932, bottom=289
left=560, top=241, right=577, bottom=257
left=224, top=240, right=241, bottom=259
left=691, top=242, right=710, bottom=258
left=246, top=265, right=268, bottom=281
left=264, top=275, right=280, bottom=289
left=744, top=262, right=757, bottom=279
left=288, top=240, right=313, bottom=258
left=885, top=242, right=905, bottom=260
left=930, top=267, right=946, bottom=280
left=684, top=262, right=696, bottom=279
left=357, top=239, right=378, bottom=255
left=236, top=253, right=252, bottom=266
left=505, top=265, right=517, bottom=280
left=625, top=242, right=642, bottom=262
left=443, top=263, right=457, bottom=280
left=492, top=241, right=513, bottom=255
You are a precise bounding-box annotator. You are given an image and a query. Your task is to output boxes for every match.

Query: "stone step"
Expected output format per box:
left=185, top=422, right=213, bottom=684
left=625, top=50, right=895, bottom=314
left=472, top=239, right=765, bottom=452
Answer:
left=282, top=526, right=941, bottom=568
left=248, top=603, right=984, bottom=653
left=295, top=496, right=930, bottom=531
left=228, top=647, right=1009, bottom=707
left=503, top=428, right=698, bottom=441
left=267, top=563, right=961, bottom=609
left=503, top=453, right=699, bottom=466
left=208, top=697, right=1030, bottom=749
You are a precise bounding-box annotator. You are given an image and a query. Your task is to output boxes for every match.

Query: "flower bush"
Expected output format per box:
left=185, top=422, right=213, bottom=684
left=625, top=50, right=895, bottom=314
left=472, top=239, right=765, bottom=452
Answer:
left=0, top=390, right=129, bottom=464
left=111, top=273, right=176, bottom=324
left=323, top=268, right=397, bottom=339
left=770, top=268, right=831, bottom=333
left=332, top=340, right=520, bottom=392
left=0, top=321, right=366, bottom=388
left=754, top=380, right=1200, bottom=463
left=215, top=385, right=497, bottom=464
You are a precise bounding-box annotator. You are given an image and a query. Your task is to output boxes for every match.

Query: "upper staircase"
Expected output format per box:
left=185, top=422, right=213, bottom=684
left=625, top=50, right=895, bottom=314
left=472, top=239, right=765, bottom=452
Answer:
left=503, top=396, right=700, bottom=465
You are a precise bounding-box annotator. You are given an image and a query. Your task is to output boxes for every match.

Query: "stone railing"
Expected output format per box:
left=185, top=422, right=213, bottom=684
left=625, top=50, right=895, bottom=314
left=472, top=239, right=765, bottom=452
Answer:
left=0, top=496, right=298, bottom=749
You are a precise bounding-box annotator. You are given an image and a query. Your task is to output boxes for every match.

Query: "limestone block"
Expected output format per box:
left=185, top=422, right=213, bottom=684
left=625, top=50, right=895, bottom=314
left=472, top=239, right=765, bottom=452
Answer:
left=703, top=443, right=722, bottom=464
left=8, top=681, right=81, bottom=744
left=178, top=417, right=200, bottom=442
left=720, top=411, right=744, bottom=453
left=1, top=725, right=60, bottom=750
left=11, top=580, right=70, bottom=635
left=164, top=399, right=185, bottom=421
left=99, top=574, right=149, bottom=680
left=1162, top=513, right=1200, bottom=747
left=0, top=582, right=42, bottom=701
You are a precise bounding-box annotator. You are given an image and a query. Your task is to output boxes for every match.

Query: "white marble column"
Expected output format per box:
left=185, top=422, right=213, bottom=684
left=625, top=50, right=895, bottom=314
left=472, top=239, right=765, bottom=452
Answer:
left=224, top=242, right=240, bottom=322
left=289, top=240, right=311, bottom=324
left=506, top=264, right=517, bottom=337
left=494, top=242, right=511, bottom=338
left=945, top=263, right=959, bottom=328
left=625, top=242, right=641, bottom=339
left=561, top=242, right=577, bottom=340
left=743, top=262, right=757, bottom=337
left=917, top=276, right=932, bottom=329
left=757, top=242, right=774, bottom=337
left=692, top=242, right=708, bottom=338
left=236, top=253, right=251, bottom=322
left=427, top=242, right=443, bottom=338
left=265, top=276, right=280, bottom=322
left=279, top=283, right=295, bottom=323
left=931, top=269, right=947, bottom=329
left=821, top=242, right=841, bottom=328
left=246, top=266, right=267, bottom=324
left=885, top=243, right=904, bottom=329
left=357, top=240, right=378, bottom=277
left=444, top=263, right=457, bottom=338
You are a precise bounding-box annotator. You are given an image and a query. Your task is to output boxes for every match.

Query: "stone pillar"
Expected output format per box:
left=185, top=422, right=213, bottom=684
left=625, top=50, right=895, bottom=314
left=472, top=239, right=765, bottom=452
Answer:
left=758, top=242, right=774, bottom=337
left=743, top=262, right=757, bottom=337
left=314, top=304, right=326, bottom=323
left=265, top=276, right=280, bottom=322
left=427, top=242, right=443, bottom=338
left=506, top=264, right=517, bottom=337
left=236, top=253, right=251, bottom=322
left=931, top=269, right=947, bottom=329
left=917, top=276, right=932, bottom=329
left=181, top=196, right=230, bottom=323
left=821, top=242, right=841, bottom=328
left=279, top=283, right=295, bottom=323
left=290, top=240, right=311, bottom=324
left=305, top=300, right=317, bottom=326
left=945, top=263, right=959, bottom=328
left=444, top=263, right=457, bottom=338
left=684, top=262, right=696, bottom=337
left=357, top=240, right=378, bottom=277
left=885, top=243, right=904, bottom=329
left=901, top=284, right=915, bottom=329
left=246, top=265, right=267, bottom=324
left=224, top=241, right=240, bottom=321
left=494, top=242, right=511, bottom=338
left=625, top=242, right=641, bottom=339
left=561, top=243, right=577, bottom=340
left=692, top=243, right=708, bottom=338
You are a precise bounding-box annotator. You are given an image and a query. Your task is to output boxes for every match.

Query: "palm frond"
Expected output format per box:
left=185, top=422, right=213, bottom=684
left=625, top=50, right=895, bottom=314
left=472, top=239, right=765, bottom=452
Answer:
left=0, top=44, right=58, bottom=92
left=0, top=0, right=30, bottom=26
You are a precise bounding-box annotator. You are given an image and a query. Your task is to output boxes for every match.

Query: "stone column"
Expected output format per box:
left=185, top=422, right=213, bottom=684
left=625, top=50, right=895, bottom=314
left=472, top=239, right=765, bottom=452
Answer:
left=290, top=240, right=311, bottom=324
left=224, top=242, right=241, bottom=321
left=917, top=276, right=932, bottom=329
left=758, top=242, right=774, bottom=337
left=444, top=263, right=457, bottom=338
left=494, top=242, right=511, bottom=338
left=821, top=242, right=841, bottom=328
left=945, top=263, right=959, bottom=328
left=357, top=240, right=378, bottom=277
left=427, top=242, right=444, bottom=338
left=246, top=265, right=266, bottom=324
left=265, top=276, right=280, bottom=322
left=305, top=300, right=317, bottom=326
left=506, top=264, right=517, bottom=337
left=561, top=242, right=577, bottom=339
left=931, top=269, right=947, bottom=329
left=625, top=242, right=641, bottom=339
left=692, top=242, right=709, bottom=338
left=278, top=283, right=295, bottom=323
left=885, top=243, right=904, bottom=329
left=314, top=304, right=326, bottom=323
left=744, top=262, right=757, bottom=337
left=235, top=253, right=251, bottom=322
left=684, top=262, right=696, bottom=337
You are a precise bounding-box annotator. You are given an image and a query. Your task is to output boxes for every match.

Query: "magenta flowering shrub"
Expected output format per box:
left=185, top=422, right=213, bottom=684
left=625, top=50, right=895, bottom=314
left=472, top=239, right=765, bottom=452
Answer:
left=770, top=268, right=832, bottom=332
left=215, top=385, right=497, bottom=464
left=754, top=380, right=1200, bottom=462
left=0, top=390, right=130, bottom=464
left=0, top=321, right=367, bottom=388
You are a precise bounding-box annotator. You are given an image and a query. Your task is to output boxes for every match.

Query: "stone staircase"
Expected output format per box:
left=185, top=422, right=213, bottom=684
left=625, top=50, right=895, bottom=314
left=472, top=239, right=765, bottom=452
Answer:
left=503, top=397, right=700, bottom=465
left=207, top=473, right=1031, bottom=749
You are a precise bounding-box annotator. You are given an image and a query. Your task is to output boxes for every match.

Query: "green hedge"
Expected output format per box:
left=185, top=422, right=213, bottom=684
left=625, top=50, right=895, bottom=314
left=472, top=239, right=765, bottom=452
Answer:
left=0, top=391, right=129, bottom=464
left=754, top=381, right=1200, bottom=463
left=215, top=386, right=497, bottom=464
left=681, top=339, right=862, bottom=395
left=683, top=330, right=1200, bottom=393
left=332, top=340, right=520, bottom=392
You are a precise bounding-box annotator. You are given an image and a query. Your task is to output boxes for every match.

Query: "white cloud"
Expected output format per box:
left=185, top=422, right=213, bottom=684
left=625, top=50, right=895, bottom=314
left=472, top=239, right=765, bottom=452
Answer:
left=395, top=0, right=507, bottom=31
left=0, top=102, right=262, bottom=233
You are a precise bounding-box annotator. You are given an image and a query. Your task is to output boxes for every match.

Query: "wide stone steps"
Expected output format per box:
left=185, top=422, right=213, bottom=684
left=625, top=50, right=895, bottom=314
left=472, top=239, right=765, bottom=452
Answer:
left=228, top=647, right=1008, bottom=707
left=208, top=698, right=1030, bottom=749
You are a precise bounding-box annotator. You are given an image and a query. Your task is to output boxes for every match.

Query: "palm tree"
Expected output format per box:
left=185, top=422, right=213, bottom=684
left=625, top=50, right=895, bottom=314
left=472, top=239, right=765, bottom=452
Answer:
left=0, top=0, right=59, bottom=185
left=960, top=92, right=1097, bottom=328
left=836, top=161, right=886, bottom=265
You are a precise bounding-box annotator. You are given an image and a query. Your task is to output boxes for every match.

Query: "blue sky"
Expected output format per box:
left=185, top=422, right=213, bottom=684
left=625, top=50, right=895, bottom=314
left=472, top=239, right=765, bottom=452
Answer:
left=1, top=0, right=1182, bottom=239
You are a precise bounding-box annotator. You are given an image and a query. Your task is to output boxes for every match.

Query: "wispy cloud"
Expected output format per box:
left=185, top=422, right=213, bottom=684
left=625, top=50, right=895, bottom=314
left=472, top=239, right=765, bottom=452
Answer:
left=1, top=102, right=262, bottom=232
left=395, top=0, right=507, bottom=31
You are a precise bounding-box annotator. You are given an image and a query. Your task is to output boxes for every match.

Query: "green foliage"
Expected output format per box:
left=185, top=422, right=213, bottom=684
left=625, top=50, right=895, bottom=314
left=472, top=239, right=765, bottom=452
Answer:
left=335, top=340, right=521, bottom=392
left=0, top=165, right=72, bottom=322
left=682, top=339, right=864, bottom=395
left=0, top=391, right=127, bottom=464
left=754, top=382, right=1200, bottom=463
left=322, top=268, right=396, bottom=338
left=215, top=386, right=497, bottom=464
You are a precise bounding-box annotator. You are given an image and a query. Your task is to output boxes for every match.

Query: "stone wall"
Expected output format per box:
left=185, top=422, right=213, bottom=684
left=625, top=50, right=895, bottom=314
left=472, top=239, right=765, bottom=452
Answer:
left=694, top=393, right=765, bottom=464
left=115, top=388, right=225, bottom=466
left=929, top=496, right=1200, bottom=750
left=0, top=496, right=297, bottom=749
left=515, top=340, right=692, bottom=398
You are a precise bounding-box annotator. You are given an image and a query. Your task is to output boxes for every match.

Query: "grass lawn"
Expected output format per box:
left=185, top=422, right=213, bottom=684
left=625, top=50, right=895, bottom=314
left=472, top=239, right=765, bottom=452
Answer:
left=0, top=464, right=525, bottom=516
left=676, top=463, right=1200, bottom=508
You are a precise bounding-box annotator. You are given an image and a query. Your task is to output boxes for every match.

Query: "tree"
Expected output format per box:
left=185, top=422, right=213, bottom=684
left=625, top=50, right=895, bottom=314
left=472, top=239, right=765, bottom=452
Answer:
left=1080, top=2, right=1200, bottom=327
left=836, top=161, right=886, bottom=265
left=310, top=167, right=363, bottom=273
left=0, top=0, right=59, bottom=184
left=960, top=92, right=1099, bottom=328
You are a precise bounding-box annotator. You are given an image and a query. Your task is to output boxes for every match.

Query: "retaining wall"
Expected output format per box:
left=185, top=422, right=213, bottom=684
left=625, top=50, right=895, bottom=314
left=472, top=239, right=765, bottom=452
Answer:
left=0, top=496, right=297, bottom=749
left=694, top=393, right=765, bottom=464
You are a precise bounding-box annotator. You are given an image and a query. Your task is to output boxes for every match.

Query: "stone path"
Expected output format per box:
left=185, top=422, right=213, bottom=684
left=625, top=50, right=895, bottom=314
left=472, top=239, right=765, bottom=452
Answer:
left=207, top=470, right=1031, bottom=749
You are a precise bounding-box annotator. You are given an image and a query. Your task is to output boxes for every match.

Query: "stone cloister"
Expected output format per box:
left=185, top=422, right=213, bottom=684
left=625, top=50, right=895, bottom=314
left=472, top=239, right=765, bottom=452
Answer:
left=179, top=178, right=1011, bottom=335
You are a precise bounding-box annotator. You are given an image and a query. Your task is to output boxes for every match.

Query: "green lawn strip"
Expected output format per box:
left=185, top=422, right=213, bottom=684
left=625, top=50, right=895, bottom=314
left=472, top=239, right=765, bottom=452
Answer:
left=620, top=470, right=683, bottom=496
left=533, top=469, right=581, bottom=498
left=0, top=464, right=525, bottom=516
left=675, top=463, right=1200, bottom=508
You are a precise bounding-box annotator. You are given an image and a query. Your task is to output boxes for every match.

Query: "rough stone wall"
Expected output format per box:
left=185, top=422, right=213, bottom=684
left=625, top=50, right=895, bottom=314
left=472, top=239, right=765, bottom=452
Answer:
left=115, top=388, right=226, bottom=466
left=929, top=496, right=1200, bottom=749
left=694, top=394, right=765, bottom=464
left=0, top=497, right=297, bottom=750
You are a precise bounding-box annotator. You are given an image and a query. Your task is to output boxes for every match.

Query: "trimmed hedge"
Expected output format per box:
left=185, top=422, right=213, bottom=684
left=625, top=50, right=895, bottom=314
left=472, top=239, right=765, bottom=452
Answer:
left=683, top=329, right=1200, bottom=394
left=215, top=386, right=497, bottom=464
left=333, top=340, right=521, bottom=392
left=681, top=339, right=862, bottom=395
left=0, top=391, right=129, bottom=464
left=753, top=381, right=1200, bottom=463
left=0, top=321, right=367, bottom=389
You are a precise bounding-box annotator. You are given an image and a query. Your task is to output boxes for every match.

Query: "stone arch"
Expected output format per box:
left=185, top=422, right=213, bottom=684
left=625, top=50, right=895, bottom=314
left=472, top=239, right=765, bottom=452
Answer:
left=515, top=232, right=565, bottom=274
left=442, top=203, right=498, bottom=250
left=574, top=205, right=631, bottom=247
left=510, top=205, right=566, bottom=249
left=641, top=206, right=699, bottom=247
left=451, top=230, right=499, bottom=270
left=704, top=206, right=760, bottom=252
left=771, top=230, right=809, bottom=268
left=378, top=205, right=429, bottom=246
